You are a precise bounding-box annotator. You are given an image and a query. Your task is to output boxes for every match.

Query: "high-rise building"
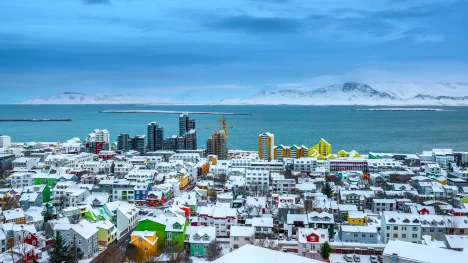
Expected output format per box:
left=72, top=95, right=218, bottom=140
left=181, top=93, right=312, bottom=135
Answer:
left=258, top=132, right=274, bottom=161
left=117, top=133, right=131, bottom=151
left=131, top=135, right=147, bottom=154
left=207, top=130, right=228, bottom=160
left=0, top=135, right=11, bottom=148
left=179, top=114, right=196, bottom=137
left=147, top=122, right=164, bottom=151
left=185, top=129, right=197, bottom=150
left=87, top=129, right=110, bottom=144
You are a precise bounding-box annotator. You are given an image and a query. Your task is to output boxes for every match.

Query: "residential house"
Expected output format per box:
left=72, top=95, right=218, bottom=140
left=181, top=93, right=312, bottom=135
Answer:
left=381, top=211, right=421, bottom=243
left=2, top=208, right=26, bottom=224
left=19, top=192, right=41, bottom=211
left=197, top=207, right=237, bottom=237
left=338, top=225, right=378, bottom=244
left=130, top=230, right=158, bottom=260
left=297, top=227, right=329, bottom=260
left=347, top=211, right=368, bottom=225
left=185, top=226, right=216, bottom=257
left=134, top=213, right=188, bottom=248
left=95, top=220, right=117, bottom=248
left=372, top=199, right=397, bottom=213
left=229, top=226, right=254, bottom=251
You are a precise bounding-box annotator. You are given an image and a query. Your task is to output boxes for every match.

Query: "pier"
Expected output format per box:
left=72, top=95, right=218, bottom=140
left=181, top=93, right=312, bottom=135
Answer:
left=0, top=119, right=72, bottom=122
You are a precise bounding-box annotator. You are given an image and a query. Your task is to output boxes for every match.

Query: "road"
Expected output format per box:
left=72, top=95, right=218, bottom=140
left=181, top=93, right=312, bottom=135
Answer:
left=91, top=229, right=132, bottom=263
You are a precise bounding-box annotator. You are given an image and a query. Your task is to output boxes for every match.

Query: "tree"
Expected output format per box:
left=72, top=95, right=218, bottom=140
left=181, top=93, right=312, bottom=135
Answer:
left=50, top=232, right=69, bottom=263
left=159, top=243, right=190, bottom=263
left=244, top=205, right=255, bottom=219
left=4, top=195, right=19, bottom=210
left=304, top=196, right=319, bottom=213
left=205, top=240, right=222, bottom=261
left=54, top=194, right=67, bottom=215
left=253, top=204, right=263, bottom=217
left=445, top=215, right=460, bottom=234
left=249, top=234, right=279, bottom=250
left=207, top=189, right=217, bottom=203
left=321, top=181, right=334, bottom=199
left=44, top=203, right=54, bottom=222
left=319, top=241, right=332, bottom=260
left=218, top=174, right=227, bottom=188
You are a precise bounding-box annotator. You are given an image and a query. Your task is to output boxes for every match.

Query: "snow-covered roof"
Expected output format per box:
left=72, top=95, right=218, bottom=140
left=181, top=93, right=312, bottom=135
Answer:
left=340, top=225, right=377, bottom=233
left=186, top=226, right=216, bottom=244
left=251, top=217, right=273, bottom=228
left=230, top=226, right=254, bottom=237
left=297, top=227, right=328, bottom=244
left=383, top=240, right=462, bottom=263
left=3, top=208, right=25, bottom=220
left=212, top=244, right=323, bottom=263
left=444, top=235, right=468, bottom=249
left=73, top=220, right=98, bottom=240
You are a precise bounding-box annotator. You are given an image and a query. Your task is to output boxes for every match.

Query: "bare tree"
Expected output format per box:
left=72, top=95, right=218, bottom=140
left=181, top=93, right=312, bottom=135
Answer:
left=253, top=204, right=263, bottom=217
left=445, top=215, right=461, bottom=235
left=207, top=189, right=217, bottom=203
left=4, top=195, right=19, bottom=210
left=218, top=174, right=227, bottom=189
left=265, top=198, right=278, bottom=218
left=205, top=240, right=222, bottom=261
left=54, top=194, right=67, bottom=215
left=304, top=196, right=319, bottom=213
left=249, top=233, right=279, bottom=250
left=158, top=243, right=190, bottom=263
left=244, top=205, right=255, bottom=219
left=69, top=213, right=81, bottom=224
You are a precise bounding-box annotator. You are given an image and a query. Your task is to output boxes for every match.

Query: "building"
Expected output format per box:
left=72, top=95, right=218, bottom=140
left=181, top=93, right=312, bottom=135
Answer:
left=432, top=149, right=454, bottom=167
left=372, top=199, right=397, bottom=213
left=425, top=163, right=442, bottom=176
left=271, top=174, right=295, bottom=194
left=381, top=211, right=421, bottom=244
left=258, top=132, right=274, bottom=161
left=133, top=213, right=187, bottom=248
left=383, top=240, right=463, bottom=263
left=329, top=159, right=368, bottom=172
left=196, top=207, right=237, bottom=237
left=117, top=133, right=131, bottom=151
left=311, top=138, right=331, bottom=157
left=347, top=211, right=367, bottom=225
left=229, top=226, right=254, bottom=250
left=338, top=225, right=378, bottom=244
left=246, top=169, right=270, bottom=192
left=185, top=226, right=216, bottom=257
left=147, top=122, right=164, bottom=152
left=297, top=227, right=329, bottom=260
left=207, top=131, right=228, bottom=160
left=129, top=230, right=158, bottom=260
left=87, top=129, right=110, bottom=143
left=212, top=244, right=323, bottom=263
left=179, top=114, right=197, bottom=150
left=0, top=135, right=12, bottom=148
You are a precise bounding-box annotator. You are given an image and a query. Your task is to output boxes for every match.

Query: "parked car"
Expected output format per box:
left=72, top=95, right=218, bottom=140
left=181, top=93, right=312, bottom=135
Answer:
left=343, top=255, right=353, bottom=262
left=353, top=255, right=361, bottom=262
left=370, top=255, right=378, bottom=263
left=378, top=255, right=383, bottom=263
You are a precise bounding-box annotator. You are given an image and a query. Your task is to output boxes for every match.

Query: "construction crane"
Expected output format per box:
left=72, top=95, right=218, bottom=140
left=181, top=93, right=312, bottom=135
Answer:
left=202, top=115, right=233, bottom=139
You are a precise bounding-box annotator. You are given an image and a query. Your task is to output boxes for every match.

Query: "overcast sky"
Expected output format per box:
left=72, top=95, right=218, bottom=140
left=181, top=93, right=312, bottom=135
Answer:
left=1, top=0, right=468, bottom=103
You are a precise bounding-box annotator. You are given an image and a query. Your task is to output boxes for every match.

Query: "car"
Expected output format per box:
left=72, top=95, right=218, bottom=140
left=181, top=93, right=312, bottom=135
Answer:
left=343, top=255, right=353, bottom=262
left=353, top=255, right=361, bottom=262
left=378, top=255, right=383, bottom=263
left=370, top=255, right=378, bottom=263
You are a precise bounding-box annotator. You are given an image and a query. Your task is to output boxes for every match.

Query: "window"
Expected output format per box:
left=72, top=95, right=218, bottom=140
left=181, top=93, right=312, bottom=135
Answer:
left=234, top=237, right=239, bottom=241
left=412, top=234, right=418, bottom=238
left=244, top=237, right=250, bottom=241
left=412, top=227, right=418, bottom=231
left=139, top=237, right=143, bottom=242
left=402, top=234, right=406, bottom=238
left=234, top=244, right=239, bottom=249
left=144, top=246, right=148, bottom=251
left=78, top=240, right=82, bottom=245
left=393, top=226, right=398, bottom=230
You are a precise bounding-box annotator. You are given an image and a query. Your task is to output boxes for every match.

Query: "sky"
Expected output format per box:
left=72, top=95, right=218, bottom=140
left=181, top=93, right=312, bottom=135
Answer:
left=1, top=0, right=468, bottom=103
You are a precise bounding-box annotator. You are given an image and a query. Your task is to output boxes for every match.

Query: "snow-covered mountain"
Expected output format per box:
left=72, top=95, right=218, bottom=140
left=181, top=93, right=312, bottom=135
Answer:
left=22, top=92, right=178, bottom=105
left=220, top=82, right=468, bottom=105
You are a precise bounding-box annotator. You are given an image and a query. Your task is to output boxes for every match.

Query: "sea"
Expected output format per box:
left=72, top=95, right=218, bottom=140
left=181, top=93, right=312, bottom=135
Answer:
left=1, top=104, right=468, bottom=154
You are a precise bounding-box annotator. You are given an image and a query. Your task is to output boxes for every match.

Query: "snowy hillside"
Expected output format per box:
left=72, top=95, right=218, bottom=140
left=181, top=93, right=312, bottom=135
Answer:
left=22, top=92, right=178, bottom=105
left=220, top=82, right=468, bottom=105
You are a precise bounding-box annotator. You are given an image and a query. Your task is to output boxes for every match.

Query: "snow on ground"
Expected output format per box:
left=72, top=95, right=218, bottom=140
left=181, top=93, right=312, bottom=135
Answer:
left=330, top=254, right=375, bottom=263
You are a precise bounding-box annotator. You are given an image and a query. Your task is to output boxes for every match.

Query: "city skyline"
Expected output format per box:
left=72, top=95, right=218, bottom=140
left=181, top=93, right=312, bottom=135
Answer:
left=2, top=0, right=468, bottom=103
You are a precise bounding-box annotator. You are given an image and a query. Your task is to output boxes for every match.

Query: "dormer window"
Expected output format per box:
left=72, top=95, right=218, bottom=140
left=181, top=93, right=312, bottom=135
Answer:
left=203, top=234, right=209, bottom=241
left=403, top=219, right=410, bottom=223
left=413, top=219, right=420, bottom=223
left=389, top=218, right=396, bottom=223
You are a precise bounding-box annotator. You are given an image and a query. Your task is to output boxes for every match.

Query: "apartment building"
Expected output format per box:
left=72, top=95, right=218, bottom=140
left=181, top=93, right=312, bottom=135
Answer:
left=271, top=174, right=295, bottom=194
left=381, top=211, right=421, bottom=244
left=372, top=199, right=397, bottom=213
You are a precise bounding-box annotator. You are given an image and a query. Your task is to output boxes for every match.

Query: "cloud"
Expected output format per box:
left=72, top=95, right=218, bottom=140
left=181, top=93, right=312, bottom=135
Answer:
left=81, top=16, right=154, bottom=32
left=82, top=0, right=111, bottom=4
left=207, top=15, right=302, bottom=35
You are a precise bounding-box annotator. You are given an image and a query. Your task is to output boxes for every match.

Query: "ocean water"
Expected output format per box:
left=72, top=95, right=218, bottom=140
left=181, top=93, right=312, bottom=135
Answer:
left=1, top=105, right=468, bottom=153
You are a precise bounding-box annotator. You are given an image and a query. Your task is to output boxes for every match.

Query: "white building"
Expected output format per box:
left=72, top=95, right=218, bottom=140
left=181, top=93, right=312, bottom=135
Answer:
left=372, top=199, right=397, bottom=213
left=0, top=135, right=12, bottom=148
left=229, top=226, right=254, bottom=250
left=381, top=211, right=421, bottom=244
left=383, top=240, right=463, bottom=263
left=64, top=188, right=90, bottom=208
left=292, top=157, right=317, bottom=172
left=169, top=153, right=200, bottom=163
left=87, top=129, right=110, bottom=143
left=125, top=169, right=157, bottom=183
left=432, top=149, right=454, bottom=167
left=425, top=163, right=442, bottom=176
left=271, top=174, right=295, bottom=194
left=8, top=173, right=34, bottom=188
left=197, top=207, right=238, bottom=237
left=246, top=169, right=270, bottom=190
left=114, top=162, right=134, bottom=175
left=11, top=157, right=39, bottom=169
left=297, top=228, right=329, bottom=260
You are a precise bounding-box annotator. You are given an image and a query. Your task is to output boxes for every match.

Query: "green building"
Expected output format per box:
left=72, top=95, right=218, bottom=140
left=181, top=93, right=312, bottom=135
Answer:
left=185, top=226, right=216, bottom=257
left=134, top=214, right=188, bottom=248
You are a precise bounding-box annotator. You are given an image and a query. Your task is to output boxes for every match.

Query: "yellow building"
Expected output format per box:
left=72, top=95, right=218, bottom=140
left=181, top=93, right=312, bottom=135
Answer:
left=130, top=231, right=158, bottom=261
left=348, top=150, right=361, bottom=158
left=310, top=138, right=331, bottom=157
left=274, top=144, right=291, bottom=160
left=259, top=132, right=275, bottom=161
left=347, top=211, right=368, bottom=225
left=337, top=150, right=349, bottom=158
left=177, top=171, right=190, bottom=190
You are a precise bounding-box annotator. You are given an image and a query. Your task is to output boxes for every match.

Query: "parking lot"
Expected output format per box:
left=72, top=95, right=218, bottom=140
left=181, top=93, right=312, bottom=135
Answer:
left=330, top=254, right=382, bottom=263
